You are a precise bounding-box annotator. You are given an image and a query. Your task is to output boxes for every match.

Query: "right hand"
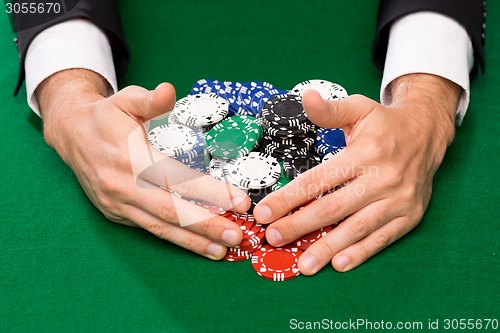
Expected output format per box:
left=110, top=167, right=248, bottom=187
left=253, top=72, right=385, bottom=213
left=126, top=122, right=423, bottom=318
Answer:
left=37, top=69, right=250, bottom=260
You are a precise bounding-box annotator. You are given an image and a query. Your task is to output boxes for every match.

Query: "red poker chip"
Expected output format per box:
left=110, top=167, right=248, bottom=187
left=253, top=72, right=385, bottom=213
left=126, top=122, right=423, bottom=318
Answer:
left=237, top=236, right=263, bottom=251
left=251, top=244, right=303, bottom=281
left=238, top=214, right=256, bottom=232
left=295, top=225, right=332, bottom=251
left=224, top=254, right=251, bottom=262
left=234, top=242, right=263, bottom=253
left=238, top=225, right=266, bottom=249
left=223, top=247, right=258, bottom=262
left=227, top=246, right=260, bottom=254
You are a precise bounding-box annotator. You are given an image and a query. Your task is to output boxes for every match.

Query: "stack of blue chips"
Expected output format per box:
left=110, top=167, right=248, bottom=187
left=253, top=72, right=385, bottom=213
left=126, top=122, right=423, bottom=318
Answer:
left=190, top=79, right=288, bottom=117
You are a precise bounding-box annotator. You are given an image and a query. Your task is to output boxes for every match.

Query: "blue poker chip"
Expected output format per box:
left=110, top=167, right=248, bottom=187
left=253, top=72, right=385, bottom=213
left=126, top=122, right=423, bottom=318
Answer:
left=314, top=128, right=346, bottom=156
left=250, top=87, right=283, bottom=116
left=194, top=80, right=287, bottom=118
left=316, top=128, right=346, bottom=147
left=190, top=79, right=221, bottom=95
left=314, top=144, right=338, bottom=156
left=174, top=130, right=204, bottom=157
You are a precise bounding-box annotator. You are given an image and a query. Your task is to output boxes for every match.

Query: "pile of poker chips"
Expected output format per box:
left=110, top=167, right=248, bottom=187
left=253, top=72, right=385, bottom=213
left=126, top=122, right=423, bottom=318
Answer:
left=147, top=79, right=349, bottom=281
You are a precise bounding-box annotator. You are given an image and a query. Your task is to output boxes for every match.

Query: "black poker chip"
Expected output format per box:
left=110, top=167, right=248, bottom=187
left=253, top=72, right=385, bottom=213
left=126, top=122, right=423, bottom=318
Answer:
left=260, top=94, right=311, bottom=128
left=283, top=151, right=321, bottom=178
left=248, top=186, right=275, bottom=214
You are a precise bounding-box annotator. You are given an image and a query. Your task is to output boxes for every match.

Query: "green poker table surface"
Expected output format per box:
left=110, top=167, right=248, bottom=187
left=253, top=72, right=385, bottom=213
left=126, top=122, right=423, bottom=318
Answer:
left=1, top=1, right=498, bottom=332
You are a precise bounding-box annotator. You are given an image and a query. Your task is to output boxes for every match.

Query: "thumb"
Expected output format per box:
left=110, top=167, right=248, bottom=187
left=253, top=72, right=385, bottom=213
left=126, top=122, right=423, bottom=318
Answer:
left=112, top=82, right=176, bottom=120
left=302, top=90, right=376, bottom=129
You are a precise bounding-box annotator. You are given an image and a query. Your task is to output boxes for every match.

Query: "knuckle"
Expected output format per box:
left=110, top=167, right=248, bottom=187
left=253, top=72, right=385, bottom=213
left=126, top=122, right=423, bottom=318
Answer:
left=317, top=238, right=338, bottom=257
left=413, top=204, right=426, bottom=221
left=207, top=184, right=229, bottom=207
left=356, top=243, right=370, bottom=262
left=98, top=196, right=116, bottom=213
left=274, top=189, right=294, bottom=214
left=196, top=219, right=212, bottom=237
left=119, top=85, right=145, bottom=95
left=285, top=218, right=306, bottom=239
left=349, top=94, right=370, bottom=106
left=363, top=140, right=386, bottom=162
left=144, top=221, right=167, bottom=239
left=114, top=151, right=132, bottom=170
left=374, top=166, right=402, bottom=191
left=400, top=183, right=418, bottom=203
left=348, top=218, right=370, bottom=238
left=301, top=169, right=329, bottom=194
left=373, top=232, right=391, bottom=250
left=96, top=169, right=122, bottom=195
left=317, top=199, right=340, bottom=222
left=179, top=234, right=196, bottom=252
left=159, top=202, right=178, bottom=222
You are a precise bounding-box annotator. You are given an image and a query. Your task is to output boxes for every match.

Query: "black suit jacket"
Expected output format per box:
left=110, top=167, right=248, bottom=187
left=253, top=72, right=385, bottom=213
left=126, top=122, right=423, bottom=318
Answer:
left=13, top=0, right=486, bottom=95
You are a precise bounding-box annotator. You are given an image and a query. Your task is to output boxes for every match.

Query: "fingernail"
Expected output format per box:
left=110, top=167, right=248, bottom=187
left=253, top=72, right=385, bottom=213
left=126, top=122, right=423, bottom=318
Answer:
left=221, top=229, right=239, bottom=246
left=335, top=255, right=351, bottom=271
left=254, top=204, right=272, bottom=222
left=301, top=254, right=319, bottom=273
left=206, top=243, right=224, bottom=259
left=266, top=228, right=283, bottom=245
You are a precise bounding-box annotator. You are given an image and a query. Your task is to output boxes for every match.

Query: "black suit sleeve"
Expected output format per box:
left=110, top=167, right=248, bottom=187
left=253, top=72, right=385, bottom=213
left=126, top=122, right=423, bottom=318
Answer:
left=13, top=0, right=129, bottom=95
left=372, top=0, right=486, bottom=79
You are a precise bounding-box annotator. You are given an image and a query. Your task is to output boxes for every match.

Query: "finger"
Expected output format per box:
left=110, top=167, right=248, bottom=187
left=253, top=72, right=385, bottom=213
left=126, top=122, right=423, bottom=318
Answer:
left=331, top=216, right=417, bottom=272
left=136, top=156, right=250, bottom=212
left=264, top=178, right=381, bottom=247
left=254, top=149, right=356, bottom=224
left=119, top=203, right=229, bottom=260
left=130, top=133, right=250, bottom=213
left=130, top=183, right=243, bottom=246
left=297, top=199, right=398, bottom=276
left=302, top=90, right=376, bottom=129
left=112, top=82, right=176, bottom=120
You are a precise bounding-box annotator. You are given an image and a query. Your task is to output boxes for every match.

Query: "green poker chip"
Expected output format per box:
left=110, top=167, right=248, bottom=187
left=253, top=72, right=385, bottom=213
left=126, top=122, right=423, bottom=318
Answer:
left=205, top=115, right=262, bottom=159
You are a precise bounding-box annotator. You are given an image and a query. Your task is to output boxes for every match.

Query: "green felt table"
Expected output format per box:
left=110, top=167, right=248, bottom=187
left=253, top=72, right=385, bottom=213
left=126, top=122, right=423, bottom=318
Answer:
left=1, top=1, right=499, bottom=332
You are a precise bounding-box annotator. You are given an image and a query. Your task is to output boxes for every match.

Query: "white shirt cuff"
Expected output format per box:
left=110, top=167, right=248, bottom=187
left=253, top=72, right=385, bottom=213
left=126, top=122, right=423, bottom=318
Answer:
left=25, top=19, right=117, bottom=117
left=381, top=12, right=474, bottom=126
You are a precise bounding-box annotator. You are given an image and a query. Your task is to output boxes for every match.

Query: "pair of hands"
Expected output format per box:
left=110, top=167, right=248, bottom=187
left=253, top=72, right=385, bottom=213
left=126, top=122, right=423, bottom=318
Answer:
left=37, top=69, right=460, bottom=274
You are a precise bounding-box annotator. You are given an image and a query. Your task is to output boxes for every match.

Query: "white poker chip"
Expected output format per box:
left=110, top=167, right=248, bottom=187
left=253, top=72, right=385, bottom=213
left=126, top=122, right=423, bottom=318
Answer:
left=172, top=93, right=229, bottom=127
left=291, top=79, right=348, bottom=101
left=148, top=124, right=197, bottom=157
left=225, top=152, right=281, bottom=189
left=208, top=157, right=232, bottom=181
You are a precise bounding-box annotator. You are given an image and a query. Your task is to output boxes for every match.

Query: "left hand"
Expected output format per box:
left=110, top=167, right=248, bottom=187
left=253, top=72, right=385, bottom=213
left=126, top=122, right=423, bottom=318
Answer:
left=254, top=74, right=461, bottom=275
